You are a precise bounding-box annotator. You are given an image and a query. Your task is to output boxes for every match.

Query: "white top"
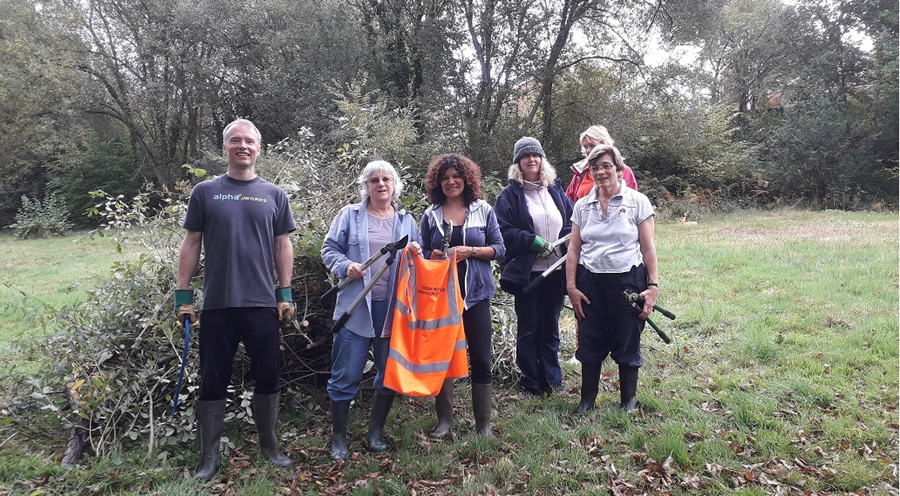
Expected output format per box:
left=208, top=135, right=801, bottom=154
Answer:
left=571, top=180, right=654, bottom=273
left=523, top=180, right=564, bottom=272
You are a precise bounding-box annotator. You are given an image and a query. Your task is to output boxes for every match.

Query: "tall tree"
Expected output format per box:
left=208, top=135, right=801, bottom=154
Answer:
left=0, top=0, right=92, bottom=224
left=348, top=0, right=457, bottom=141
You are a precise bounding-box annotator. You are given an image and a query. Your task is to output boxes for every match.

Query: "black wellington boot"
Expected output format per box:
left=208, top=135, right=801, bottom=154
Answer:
left=472, top=383, right=492, bottom=437
left=252, top=392, right=292, bottom=467
left=330, top=400, right=351, bottom=461
left=428, top=380, right=454, bottom=439
left=366, top=393, right=395, bottom=453
left=573, top=361, right=602, bottom=415
left=194, top=399, right=226, bottom=480
left=619, top=365, right=639, bottom=412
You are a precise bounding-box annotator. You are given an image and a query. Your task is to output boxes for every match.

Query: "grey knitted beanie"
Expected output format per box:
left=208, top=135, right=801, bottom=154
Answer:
left=512, top=136, right=545, bottom=164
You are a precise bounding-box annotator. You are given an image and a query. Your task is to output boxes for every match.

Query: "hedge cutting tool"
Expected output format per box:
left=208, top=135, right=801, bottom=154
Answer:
left=623, top=289, right=675, bottom=344
left=321, top=234, right=410, bottom=305
left=330, top=235, right=409, bottom=333
left=171, top=317, right=191, bottom=416
left=523, top=234, right=572, bottom=293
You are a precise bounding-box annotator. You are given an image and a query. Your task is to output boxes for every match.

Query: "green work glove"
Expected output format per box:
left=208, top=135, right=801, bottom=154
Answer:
left=530, top=236, right=553, bottom=258
left=174, top=289, right=197, bottom=325
left=276, top=287, right=295, bottom=324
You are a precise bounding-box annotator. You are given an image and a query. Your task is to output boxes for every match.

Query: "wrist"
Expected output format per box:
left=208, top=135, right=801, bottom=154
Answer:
left=174, top=289, right=194, bottom=308
left=471, top=246, right=477, bottom=258
left=276, top=287, right=292, bottom=302
left=647, top=282, right=659, bottom=288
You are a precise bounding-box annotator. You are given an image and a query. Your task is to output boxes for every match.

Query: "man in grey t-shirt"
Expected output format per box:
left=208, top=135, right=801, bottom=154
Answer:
left=175, top=119, right=296, bottom=480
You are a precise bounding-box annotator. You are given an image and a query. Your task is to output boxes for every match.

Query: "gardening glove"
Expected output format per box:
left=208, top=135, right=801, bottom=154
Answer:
left=174, top=289, right=197, bottom=325
left=276, top=287, right=295, bottom=324
left=530, top=236, right=553, bottom=258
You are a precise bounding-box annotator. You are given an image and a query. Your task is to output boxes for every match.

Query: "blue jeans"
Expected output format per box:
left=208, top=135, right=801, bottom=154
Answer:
left=327, top=299, right=394, bottom=402
left=514, top=270, right=564, bottom=392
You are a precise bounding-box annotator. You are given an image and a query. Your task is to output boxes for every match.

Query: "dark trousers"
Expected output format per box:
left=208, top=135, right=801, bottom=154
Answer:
left=514, top=270, right=564, bottom=392
left=198, top=307, right=282, bottom=400
left=574, top=264, right=646, bottom=368
left=463, top=299, right=493, bottom=385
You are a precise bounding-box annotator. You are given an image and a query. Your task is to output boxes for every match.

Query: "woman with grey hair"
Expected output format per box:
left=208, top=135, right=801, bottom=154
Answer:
left=494, top=137, right=573, bottom=396
left=321, top=160, right=421, bottom=461
left=566, top=143, right=658, bottom=414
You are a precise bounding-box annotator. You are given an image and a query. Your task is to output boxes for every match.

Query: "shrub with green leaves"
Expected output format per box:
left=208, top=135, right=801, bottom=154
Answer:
left=8, top=194, right=72, bottom=239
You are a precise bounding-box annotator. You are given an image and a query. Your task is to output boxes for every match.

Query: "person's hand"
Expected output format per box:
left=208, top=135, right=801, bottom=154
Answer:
left=539, top=244, right=554, bottom=258
left=428, top=249, right=445, bottom=260
left=531, top=235, right=549, bottom=256
left=346, top=262, right=364, bottom=279
left=276, top=287, right=295, bottom=324
left=174, top=289, right=197, bottom=325
left=450, top=246, right=474, bottom=261
left=638, top=286, right=658, bottom=320
left=567, top=286, right=590, bottom=321
left=408, top=241, right=423, bottom=257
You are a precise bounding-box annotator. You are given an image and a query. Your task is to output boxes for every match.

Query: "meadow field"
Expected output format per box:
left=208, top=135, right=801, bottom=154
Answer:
left=0, top=209, right=897, bottom=495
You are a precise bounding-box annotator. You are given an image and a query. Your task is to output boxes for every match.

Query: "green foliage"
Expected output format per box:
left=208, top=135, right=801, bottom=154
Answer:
left=8, top=194, right=72, bottom=239
left=49, top=133, right=143, bottom=227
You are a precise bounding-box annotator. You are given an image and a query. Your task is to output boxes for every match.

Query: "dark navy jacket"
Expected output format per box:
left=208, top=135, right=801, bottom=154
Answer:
left=494, top=178, right=573, bottom=294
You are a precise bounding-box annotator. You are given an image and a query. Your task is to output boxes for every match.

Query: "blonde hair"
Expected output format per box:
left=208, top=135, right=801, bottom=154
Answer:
left=223, top=118, right=262, bottom=144
left=579, top=125, right=614, bottom=150
left=507, top=158, right=557, bottom=187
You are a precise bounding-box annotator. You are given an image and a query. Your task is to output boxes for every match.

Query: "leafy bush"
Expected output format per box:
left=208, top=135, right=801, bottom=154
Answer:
left=8, top=194, right=73, bottom=239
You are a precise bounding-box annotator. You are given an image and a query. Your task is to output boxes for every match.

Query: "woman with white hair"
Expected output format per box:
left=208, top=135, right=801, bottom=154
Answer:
left=565, top=125, right=638, bottom=202
left=321, top=161, right=421, bottom=461
left=495, top=137, right=573, bottom=396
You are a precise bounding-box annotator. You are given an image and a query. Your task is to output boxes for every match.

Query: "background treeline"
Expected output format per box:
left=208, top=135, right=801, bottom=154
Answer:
left=2, top=0, right=897, bottom=232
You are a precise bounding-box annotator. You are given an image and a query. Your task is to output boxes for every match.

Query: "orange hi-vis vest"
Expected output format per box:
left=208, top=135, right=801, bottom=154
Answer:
left=384, top=247, right=468, bottom=397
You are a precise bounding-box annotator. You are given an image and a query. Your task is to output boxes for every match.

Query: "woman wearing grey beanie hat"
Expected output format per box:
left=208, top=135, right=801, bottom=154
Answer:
left=512, top=136, right=546, bottom=165
left=495, top=137, right=573, bottom=396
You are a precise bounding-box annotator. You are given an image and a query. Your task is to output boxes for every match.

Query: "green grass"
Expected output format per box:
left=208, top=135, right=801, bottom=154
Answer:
left=0, top=231, right=135, bottom=373
left=0, top=210, right=897, bottom=495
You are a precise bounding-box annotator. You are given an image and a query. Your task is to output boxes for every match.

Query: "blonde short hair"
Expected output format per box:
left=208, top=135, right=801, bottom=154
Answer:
left=223, top=118, right=262, bottom=144
left=579, top=125, right=614, bottom=147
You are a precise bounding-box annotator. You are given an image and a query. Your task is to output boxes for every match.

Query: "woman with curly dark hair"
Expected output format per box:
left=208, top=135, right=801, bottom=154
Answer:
left=419, top=154, right=505, bottom=437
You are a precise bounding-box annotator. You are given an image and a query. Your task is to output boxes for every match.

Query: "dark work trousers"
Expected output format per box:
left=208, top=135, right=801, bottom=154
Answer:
left=514, top=270, right=564, bottom=392
left=574, top=264, right=647, bottom=368
left=198, top=307, right=282, bottom=401
left=463, top=299, right=493, bottom=385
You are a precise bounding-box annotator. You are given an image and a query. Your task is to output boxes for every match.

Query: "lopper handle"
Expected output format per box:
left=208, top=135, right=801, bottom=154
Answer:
left=523, top=274, right=546, bottom=294
left=331, top=313, right=350, bottom=334
left=320, top=284, right=340, bottom=306
left=644, top=316, right=671, bottom=344
left=654, top=305, right=676, bottom=320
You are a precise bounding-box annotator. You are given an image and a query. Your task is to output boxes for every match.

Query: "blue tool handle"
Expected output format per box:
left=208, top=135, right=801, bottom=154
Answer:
left=171, top=317, right=191, bottom=416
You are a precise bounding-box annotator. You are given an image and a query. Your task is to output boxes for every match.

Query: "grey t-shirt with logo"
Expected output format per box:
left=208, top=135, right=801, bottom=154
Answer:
left=183, top=175, right=296, bottom=310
